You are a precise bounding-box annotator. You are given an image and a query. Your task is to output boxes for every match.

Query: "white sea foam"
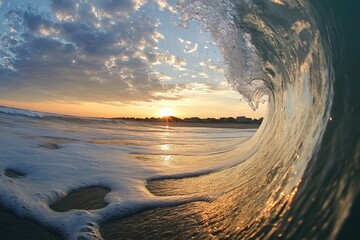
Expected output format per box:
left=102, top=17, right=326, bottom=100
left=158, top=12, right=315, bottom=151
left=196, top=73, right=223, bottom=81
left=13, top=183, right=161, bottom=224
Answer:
left=0, top=109, right=256, bottom=239
left=0, top=105, right=60, bottom=118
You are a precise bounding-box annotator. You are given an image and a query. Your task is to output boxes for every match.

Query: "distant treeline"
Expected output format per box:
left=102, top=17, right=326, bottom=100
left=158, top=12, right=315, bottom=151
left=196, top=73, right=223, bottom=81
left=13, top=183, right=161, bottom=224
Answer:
left=113, top=116, right=263, bottom=124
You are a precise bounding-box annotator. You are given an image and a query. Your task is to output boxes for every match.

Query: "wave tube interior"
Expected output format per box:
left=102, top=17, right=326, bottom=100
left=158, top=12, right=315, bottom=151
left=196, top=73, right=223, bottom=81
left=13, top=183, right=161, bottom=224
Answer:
left=0, top=0, right=359, bottom=240
left=103, top=0, right=360, bottom=239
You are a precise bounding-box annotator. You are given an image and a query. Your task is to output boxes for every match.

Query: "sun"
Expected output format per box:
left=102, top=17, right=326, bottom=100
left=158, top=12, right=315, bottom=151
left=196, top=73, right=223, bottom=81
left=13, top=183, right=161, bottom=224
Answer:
left=159, top=108, right=174, bottom=117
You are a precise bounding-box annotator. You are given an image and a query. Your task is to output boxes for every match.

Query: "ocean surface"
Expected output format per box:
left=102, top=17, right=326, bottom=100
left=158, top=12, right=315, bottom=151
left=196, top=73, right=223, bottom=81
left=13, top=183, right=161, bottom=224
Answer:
left=1, top=0, right=359, bottom=239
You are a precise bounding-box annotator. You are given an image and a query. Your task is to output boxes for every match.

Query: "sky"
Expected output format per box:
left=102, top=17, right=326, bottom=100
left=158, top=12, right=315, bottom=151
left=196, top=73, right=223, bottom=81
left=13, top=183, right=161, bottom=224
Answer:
left=0, top=0, right=267, bottom=118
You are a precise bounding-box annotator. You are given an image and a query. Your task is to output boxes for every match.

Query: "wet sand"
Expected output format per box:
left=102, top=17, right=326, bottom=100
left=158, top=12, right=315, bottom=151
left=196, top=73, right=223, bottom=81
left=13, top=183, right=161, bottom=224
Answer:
left=5, top=169, right=25, bottom=178
left=0, top=207, right=61, bottom=240
left=50, top=186, right=110, bottom=212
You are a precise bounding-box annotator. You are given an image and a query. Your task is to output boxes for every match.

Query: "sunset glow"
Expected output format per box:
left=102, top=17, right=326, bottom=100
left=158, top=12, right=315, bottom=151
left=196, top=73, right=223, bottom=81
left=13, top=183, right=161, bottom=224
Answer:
left=159, top=108, right=174, bottom=117
left=0, top=0, right=267, bottom=119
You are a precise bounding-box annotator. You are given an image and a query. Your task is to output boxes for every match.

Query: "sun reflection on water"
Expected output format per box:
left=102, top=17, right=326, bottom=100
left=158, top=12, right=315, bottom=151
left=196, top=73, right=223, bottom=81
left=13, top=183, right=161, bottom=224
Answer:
left=160, top=144, right=170, bottom=151
left=161, top=155, right=173, bottom=164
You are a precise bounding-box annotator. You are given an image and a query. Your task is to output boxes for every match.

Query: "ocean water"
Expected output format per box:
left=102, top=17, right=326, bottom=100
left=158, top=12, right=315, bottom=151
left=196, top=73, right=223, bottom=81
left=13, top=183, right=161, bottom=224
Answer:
left=1, top=0, right=359, bottom=240
left=0, top=106, right=257, bottom=239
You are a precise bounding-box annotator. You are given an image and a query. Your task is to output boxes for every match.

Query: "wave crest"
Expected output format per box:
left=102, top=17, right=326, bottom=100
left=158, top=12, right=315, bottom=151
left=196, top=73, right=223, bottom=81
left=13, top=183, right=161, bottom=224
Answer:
left=178, top=0, right=334, bottom=238
left=0, top=106, right=59, bottom=118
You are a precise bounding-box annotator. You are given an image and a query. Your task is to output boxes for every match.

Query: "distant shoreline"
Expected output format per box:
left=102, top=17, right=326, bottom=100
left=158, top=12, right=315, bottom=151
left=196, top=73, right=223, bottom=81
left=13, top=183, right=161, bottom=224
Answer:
left=126, top=120, right=261, bottom=129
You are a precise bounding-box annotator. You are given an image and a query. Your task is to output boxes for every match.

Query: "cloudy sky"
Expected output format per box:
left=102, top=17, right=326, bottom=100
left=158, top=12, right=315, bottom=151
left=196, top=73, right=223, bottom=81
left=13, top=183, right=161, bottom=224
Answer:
left=0, top=0, right=266, bottom=118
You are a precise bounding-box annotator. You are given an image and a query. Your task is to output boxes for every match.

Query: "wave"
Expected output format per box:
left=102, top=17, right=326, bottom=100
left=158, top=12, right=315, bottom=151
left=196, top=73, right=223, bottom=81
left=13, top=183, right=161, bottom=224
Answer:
left=0, top=0, right=359, bottom=239
left=0, top=105, right=127, bottom=125
left=171, top=0, right=358, bottom=239
left=0, top=105, right=61, bottom=118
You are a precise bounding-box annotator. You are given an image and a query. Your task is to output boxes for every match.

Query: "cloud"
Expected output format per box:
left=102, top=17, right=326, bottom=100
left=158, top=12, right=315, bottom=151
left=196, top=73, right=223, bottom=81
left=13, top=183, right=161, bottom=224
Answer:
left=153, top=51, right=187, bottom=70
left=198, top=72, right=209, bottom=78
left=157, top=82, right=229, bottom=99
left=178, top=38, right=199, bottom=55
left=0, top=0, right=184, bottom=103
left=153, top=0, right=177, bottom=13
left=51, top=0, right=147, bottom=22
left=184, top=43, right=198, bottom=54
left=151, top=71, right=172, bottom=82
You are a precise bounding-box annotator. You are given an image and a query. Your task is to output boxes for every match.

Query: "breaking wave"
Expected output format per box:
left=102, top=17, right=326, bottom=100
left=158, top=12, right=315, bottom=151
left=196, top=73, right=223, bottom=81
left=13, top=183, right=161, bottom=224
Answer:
left=0, top=105, right=61, bottom=118
left=0, top=0, right=359, bottom=239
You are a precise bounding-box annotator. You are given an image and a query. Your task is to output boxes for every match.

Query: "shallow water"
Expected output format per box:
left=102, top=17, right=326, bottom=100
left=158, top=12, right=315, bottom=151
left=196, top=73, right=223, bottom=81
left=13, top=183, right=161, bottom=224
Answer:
left=0, top=110, right=256, bottom=239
